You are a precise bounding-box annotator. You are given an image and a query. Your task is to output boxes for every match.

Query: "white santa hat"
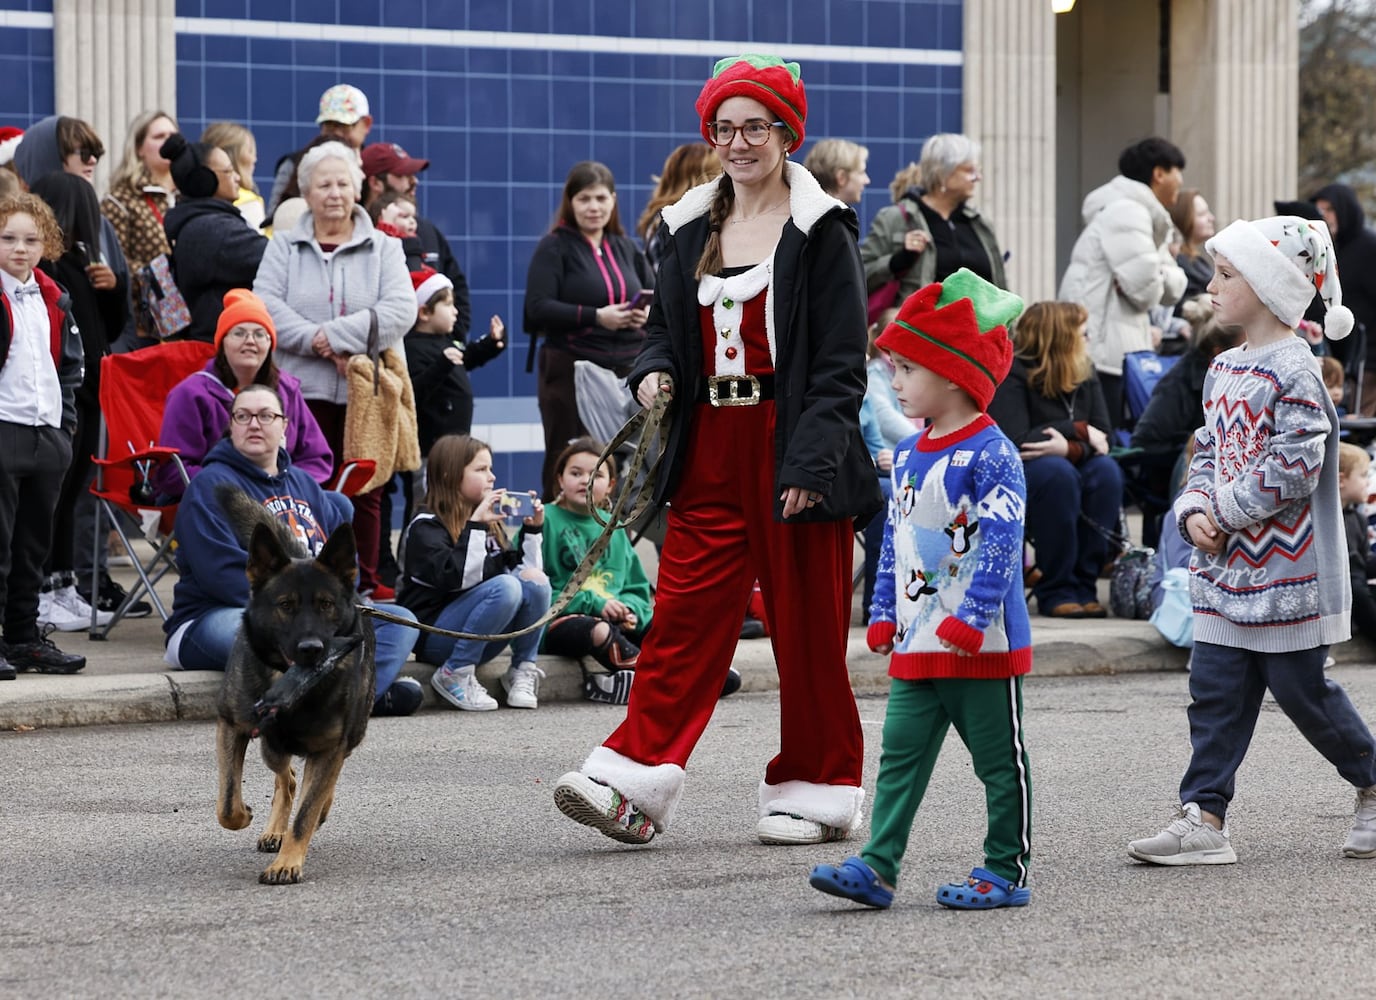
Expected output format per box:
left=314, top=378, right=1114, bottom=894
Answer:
left=410, top=266, right=453, bottom=308
left=1205, top=215, right=1354, bottom=340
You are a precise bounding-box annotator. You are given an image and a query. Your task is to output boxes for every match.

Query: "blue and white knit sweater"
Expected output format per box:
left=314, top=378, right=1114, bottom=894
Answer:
left=1173, top=334, right=1350, bottom=651
left=869, top=414, right=1032, bottom=679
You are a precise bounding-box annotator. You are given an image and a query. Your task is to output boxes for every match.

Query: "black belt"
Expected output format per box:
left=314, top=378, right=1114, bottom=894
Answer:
left=695, top=373, right=776, bottom=407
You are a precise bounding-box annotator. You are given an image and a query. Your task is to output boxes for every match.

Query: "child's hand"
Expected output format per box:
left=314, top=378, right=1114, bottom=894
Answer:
left=474, top=489, right=505, bottom=523
left=1185, top=511, right=1226, bottom=555
left=939, top=637, right=971, bottom=657
left=443, top=345, right=465, bottom=366
left=602, top=599, right=630, bottom=623
left=488, top=315, right=506, bottom=345
left=876, top=448, right=893, bottom=473
left=523, top=491, right=544, bottom=528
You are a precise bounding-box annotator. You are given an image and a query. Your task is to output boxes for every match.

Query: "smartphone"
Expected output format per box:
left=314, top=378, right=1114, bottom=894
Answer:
left=628, top=289, right=654, bottom=310
left=493, top=491, right=536, bottom=522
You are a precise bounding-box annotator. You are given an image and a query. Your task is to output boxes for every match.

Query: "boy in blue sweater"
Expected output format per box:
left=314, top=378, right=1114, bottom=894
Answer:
left=1128, top=216, right=1376, bottom=865
left=810, top=268, right=1034, bottom=910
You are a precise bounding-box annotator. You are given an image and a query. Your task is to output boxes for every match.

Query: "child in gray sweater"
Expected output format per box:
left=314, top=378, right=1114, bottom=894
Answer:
left=1128, top=215, right=1376, bottom=865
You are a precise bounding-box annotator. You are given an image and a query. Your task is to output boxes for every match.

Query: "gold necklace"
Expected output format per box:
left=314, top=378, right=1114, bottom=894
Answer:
left=729, top=194, right=790, bottom=224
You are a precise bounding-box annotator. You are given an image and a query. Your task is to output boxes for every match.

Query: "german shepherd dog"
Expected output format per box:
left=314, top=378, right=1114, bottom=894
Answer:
left=213, top=486, right=376, bottom=885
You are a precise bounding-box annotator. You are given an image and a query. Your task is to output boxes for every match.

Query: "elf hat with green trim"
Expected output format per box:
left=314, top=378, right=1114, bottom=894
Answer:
left=876, top=268, right=1024, bottom=411
left=695, top=54, right=807, bottom=153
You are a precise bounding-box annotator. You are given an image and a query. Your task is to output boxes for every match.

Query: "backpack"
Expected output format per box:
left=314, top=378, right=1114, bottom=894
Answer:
left=137, top=253, right=191, bottom=340
left=1109, top=544, right=1156, bottom=620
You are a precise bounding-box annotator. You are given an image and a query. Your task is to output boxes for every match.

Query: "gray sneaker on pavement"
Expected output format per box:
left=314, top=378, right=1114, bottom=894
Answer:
left=1342, top=785, right=1376, bottom=858
left=1128, top=801, right=1237, bottom=865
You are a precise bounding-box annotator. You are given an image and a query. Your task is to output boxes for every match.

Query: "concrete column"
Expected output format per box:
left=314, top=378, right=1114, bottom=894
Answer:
left=53, top=0, right=177, bottom=192
left=963, top=0, right=1059, bottom=300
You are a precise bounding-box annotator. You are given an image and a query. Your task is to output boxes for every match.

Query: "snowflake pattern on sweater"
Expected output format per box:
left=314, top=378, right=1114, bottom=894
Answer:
left=1173, top=335, right=1351, bottom=651
left=870, top=414, right=1033, bottom=679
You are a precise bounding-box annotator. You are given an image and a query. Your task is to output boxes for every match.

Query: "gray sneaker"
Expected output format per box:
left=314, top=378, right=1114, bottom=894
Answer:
left=1128, top=802, right=1237, bottom=865
left=1342, top=785, right=1376, bottom=858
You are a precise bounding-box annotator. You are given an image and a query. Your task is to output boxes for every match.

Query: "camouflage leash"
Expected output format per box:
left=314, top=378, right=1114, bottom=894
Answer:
left=359, top=387, right=671, bottom=642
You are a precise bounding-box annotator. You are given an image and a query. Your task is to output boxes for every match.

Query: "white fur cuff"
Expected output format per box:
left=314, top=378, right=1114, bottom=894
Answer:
left=583, top=745, right=686, bottom=832
left=758, top=780, right=865, bottom=831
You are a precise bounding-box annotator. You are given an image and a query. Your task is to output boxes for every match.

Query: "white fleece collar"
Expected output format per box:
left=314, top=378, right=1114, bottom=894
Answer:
left=662, top=160, right=844, bottom=237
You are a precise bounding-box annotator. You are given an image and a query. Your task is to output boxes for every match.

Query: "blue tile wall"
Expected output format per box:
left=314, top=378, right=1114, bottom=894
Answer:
left=14, top=0, right=962, bottom=445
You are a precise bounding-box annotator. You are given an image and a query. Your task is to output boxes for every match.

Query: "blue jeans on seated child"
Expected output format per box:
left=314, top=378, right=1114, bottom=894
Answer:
left=1180, top=641, right=1376, bottom=820
left=1022, top=453, right=1123, bottom=611
left=415, top=574, right=552, bottom=670
left=176, top=603, right=420, bottom=700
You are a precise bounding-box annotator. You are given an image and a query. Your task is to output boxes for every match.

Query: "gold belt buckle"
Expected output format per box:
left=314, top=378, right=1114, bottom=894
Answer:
left=707, top=374, right=760, bottom=407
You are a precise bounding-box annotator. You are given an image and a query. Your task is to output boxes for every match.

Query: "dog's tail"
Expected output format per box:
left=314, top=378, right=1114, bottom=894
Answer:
left=215, top=484, right=307, bottom=559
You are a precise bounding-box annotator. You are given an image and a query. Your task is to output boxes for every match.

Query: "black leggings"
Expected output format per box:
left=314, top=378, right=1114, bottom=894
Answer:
left=542, top=613, right=644, bottom=671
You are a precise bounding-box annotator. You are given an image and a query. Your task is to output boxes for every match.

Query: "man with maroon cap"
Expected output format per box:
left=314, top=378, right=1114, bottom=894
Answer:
left=361, top=141, right=471, bottom=339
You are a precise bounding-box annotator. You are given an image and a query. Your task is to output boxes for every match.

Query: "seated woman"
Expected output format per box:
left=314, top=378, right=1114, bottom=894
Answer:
left=989, top=301, right=1124, bottom=619
left=162, top=384, right=422, bottom=716
left=153, top=289, right=333, bottom=501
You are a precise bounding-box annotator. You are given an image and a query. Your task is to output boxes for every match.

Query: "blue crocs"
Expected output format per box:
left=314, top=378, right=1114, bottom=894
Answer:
left=936, top=866, right=1030, bottom=909
left=808, top=856, right=894, bottom=909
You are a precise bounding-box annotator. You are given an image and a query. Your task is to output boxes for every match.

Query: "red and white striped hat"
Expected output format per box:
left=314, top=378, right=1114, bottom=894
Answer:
left=411, top=267, right=452, bottom=308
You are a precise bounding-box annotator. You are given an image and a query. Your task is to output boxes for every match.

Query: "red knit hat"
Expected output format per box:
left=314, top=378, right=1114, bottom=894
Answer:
left=875, top=269, right=1023, bottom=411
left=411, top=266, right=452, bottom=308
left=215, top=288, right=276, bottom=350
left=695, top=55, right=807, bottom=154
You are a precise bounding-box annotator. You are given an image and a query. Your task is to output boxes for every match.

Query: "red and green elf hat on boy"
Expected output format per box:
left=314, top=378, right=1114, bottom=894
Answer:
left=695, top=54, right=807, bottom=153
left=875, top=268, right=1024, bottom=411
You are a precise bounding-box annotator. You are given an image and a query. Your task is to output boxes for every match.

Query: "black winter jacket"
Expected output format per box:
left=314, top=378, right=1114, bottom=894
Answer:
left=404, top=327, right=505, bottom=453
left=628, top=163, right=882, bottom=525
left=164, top=197, right=269, bottom=342
left=1313, top=183, right=1376, bottom=366
left=416, top=216, right=473, bottom=338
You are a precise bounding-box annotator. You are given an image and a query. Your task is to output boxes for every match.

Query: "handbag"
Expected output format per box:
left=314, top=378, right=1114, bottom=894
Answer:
left=342, top=309, right=422, bottom=493
left=137, top=253, right=191, bottom=340
left=866, top=203, right=915, bottom=326
left=1149, top=567, right=1194, bottom=646
left=1081, top=511, right=1156, bottom=620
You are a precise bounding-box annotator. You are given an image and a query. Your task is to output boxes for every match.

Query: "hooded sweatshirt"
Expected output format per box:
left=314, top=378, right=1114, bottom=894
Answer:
left=1312, top=183, right=1376, bottom=365
left=1058, top=175, right=1187, bottom=376
left=164, top=438, right=344, bottom=641
left=163, top=197, right=268, bottom=342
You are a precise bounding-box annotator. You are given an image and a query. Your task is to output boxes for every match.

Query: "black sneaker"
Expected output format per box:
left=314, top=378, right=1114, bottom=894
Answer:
left=720, top=666, right=742, bottom=699
left=7, top=633, right=86, bottom=674
left=372, top=677, right=424, bottom=717
left=583, top=669, right=634, bottom=705
left=739, top=615, right=766, bottom=641
left=78, top=573, right=153, bottom=619
left=0, top=652, right=14, bottom=681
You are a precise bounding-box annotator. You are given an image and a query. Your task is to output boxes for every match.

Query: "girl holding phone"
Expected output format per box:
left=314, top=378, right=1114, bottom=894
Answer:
left=396, top=434, right=552, bottom=711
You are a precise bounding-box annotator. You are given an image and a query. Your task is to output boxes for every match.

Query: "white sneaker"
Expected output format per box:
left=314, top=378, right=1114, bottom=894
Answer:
left=54, top=584, right=113, bottom=627
left=430, top=664, right=498, bottom=711
left=1128, top=802, right=1237, bottom=865
left=37, top=588, right=90, bottom=632
left=552, top=771, right=655, bottom=844
left=501, top=661, right=545, bottom=709
left=1343, top=785, right=1376, bottom=858
left=756, top=812, right=848, bottom=846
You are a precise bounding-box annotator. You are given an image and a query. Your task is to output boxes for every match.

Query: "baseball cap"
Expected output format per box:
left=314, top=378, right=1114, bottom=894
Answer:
left=316, top=84, right=371, bottom=125
left=361, top=142, right=429, bottom=177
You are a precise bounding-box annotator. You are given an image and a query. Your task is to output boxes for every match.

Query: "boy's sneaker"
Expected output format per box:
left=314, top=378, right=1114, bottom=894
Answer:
left=1128, top=801, right=1237, bottom=865
left=583, top=669, right=634, bottom=705
left=501, top=661, right=545, bottom=709
left=54, top=585, right=113, bottom=627
left=372, top=677, right=424, bottom=717
left=7, top=634, right=86, bottom=674
left=430, top=664, right=498, bottom=711
left=37, top=588, right=89, bottom=632
left=757, top=812, right=847, bottom=845
left=1342, top=784, right=1376, bottom=858
left=552, top=771, right=655, bottom=844
left=78, top=573, right=152, bottom=619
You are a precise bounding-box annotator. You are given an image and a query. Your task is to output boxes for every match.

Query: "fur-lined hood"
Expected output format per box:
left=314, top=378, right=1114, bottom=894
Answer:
left=662, top=160, right=847, bottom=239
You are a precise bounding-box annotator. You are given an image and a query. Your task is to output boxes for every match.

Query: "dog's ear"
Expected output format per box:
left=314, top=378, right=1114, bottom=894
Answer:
left=246, top=522, right=293, bottom=590
left=316, top=522, right=359, bottom=591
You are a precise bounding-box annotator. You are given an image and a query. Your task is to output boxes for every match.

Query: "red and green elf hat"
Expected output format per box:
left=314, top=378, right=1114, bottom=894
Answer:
left=695, top=54, right=807, bottom=153
left=875, top=269, right=1024, bottom=412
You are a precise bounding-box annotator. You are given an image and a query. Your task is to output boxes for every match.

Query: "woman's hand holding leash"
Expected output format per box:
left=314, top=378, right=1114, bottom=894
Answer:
left=638, top=372, right=674, bottom=410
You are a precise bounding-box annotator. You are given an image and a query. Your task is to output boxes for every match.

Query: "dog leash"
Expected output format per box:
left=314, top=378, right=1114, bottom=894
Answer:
left=359, top=386, right=672, bottom=642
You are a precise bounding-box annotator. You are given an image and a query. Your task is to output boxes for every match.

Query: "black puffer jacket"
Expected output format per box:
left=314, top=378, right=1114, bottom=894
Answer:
left=1313, top=183, right=1376, bottom=365
left=164, top=197, right=268, bottom=342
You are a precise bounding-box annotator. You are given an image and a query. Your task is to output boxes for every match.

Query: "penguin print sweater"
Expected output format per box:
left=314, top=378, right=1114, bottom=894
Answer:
left=1173, top=334, right=1351, bottom=652
left=869, top=414, right=1032, bottom=679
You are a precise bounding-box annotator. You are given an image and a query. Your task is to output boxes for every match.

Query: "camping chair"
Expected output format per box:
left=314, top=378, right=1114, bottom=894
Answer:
left=87, top=339, right=217, bottom=639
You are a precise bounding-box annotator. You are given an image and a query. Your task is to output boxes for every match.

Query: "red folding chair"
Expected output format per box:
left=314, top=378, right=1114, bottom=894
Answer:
left=88, top=340, right=217, bottom=639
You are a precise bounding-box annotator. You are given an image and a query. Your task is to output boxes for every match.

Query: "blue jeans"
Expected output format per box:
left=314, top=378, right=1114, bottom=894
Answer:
left=176, top=603, right=419, bottom=701
left=1023, top=453, right=1123, bottom=611
left=1180, top=641, right=1376, bottom=819
left=415, top=574, right=552, bottom=671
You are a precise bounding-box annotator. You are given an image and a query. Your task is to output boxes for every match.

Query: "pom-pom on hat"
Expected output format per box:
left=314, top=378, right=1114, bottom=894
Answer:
left=1205, top=215, right=1354, bottom=340
left=215, top=289, right=277, bottom=350
left=0, top=126, right=22, bottom=166
left=695, top=54, right=807, bottom=154
left=411, top=266, right=453, bottom=308
left=160, top=133, right=219, bottom=199
left=875, top=268, right=1024, bottom=411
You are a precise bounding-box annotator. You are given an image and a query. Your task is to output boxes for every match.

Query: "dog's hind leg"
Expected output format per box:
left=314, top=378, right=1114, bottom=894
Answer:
left=260, top=749, right=345, bottom=885
left=257, top=746, right=297, bottom=853
left=216, top=720, right=253, bottom=831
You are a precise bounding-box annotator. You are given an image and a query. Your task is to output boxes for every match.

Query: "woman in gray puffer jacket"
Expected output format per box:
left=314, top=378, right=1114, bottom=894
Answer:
left=253, top=140, right=414, bottom=596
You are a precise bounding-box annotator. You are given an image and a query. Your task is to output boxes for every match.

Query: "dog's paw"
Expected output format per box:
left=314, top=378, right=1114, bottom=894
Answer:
left=259, top=861, right=302, bottom=885
left=256, top=831, right=283, bottom=853
left=218, top=805, right=253, bottom=831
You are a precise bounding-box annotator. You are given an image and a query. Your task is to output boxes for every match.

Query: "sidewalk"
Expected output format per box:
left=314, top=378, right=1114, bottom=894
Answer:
left=3, top=558, right=1370, bottom=731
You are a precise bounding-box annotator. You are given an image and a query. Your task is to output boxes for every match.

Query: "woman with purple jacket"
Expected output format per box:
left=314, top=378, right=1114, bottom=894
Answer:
left=154, top=289, right=332, bottom=500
